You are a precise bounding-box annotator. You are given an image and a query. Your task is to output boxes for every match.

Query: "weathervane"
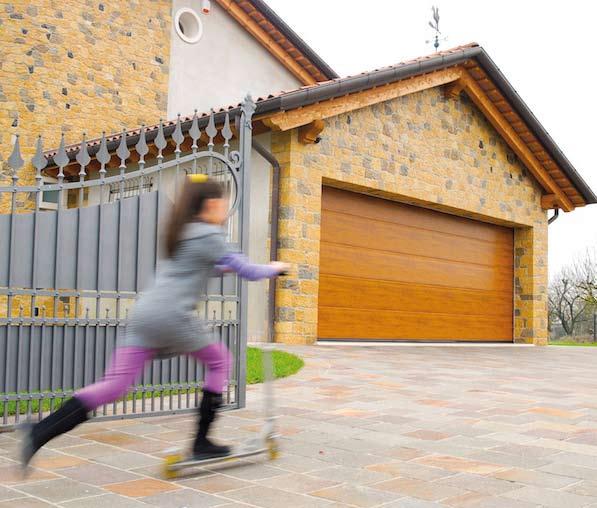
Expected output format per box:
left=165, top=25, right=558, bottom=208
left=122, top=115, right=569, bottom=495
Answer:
left=426, top=6, right=447, bottom=51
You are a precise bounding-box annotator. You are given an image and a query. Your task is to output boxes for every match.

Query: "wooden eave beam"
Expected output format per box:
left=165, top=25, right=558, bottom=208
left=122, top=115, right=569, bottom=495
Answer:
left=262, top=67, right=464, bottom=132
left=215, top=0, right=317, bottom=86
left=444, top=79, right=465, bottom=99
left=541, top=194, right=560, bottom=210
left=456, top=71, right=574, bottom=212
left=298, top=120, right=325, bottom=144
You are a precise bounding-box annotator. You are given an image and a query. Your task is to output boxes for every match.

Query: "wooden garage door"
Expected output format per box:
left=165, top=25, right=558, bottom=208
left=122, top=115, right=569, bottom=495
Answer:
left=318, top=187, right=514, bottom=341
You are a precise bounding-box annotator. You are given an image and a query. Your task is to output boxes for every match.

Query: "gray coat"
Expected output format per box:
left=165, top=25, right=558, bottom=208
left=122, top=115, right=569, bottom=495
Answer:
left=123, top=222, right=228, bottom=356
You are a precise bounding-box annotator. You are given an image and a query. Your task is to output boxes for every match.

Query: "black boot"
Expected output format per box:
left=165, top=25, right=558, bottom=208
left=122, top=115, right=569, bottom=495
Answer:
left=192, top=389, right=231, bottom=460
left=22, top=397, right=88, bottom=468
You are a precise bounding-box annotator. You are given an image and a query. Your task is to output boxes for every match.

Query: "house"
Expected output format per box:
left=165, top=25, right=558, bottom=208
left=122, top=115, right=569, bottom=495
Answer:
left=2, top=1, right=595, bottom=347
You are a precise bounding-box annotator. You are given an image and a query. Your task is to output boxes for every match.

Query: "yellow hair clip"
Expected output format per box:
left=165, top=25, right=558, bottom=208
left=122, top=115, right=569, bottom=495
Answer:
left=188, top=173, right=208, bottom=183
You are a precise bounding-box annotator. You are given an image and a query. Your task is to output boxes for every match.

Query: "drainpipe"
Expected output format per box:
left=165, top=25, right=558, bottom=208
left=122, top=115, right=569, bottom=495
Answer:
left=252, top=140, right=280, bottom=343
left=548, top=208, right=560, bottom=225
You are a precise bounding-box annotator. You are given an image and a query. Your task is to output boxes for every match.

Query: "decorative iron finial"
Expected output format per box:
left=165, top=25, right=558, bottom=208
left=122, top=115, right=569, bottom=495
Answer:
left=76, top=133, right=91, bottom=177
left=173, top=114, right=184, bottom=152
left=8, top=134, right=24, bottom=174
left=136, top=124, right=149, bottom=165
left=242, top=94, right=256, bottom=115
left=55, top=133, right=69, bottom=179
left=32, top=135, right=47, bottom=180
left=97, top=132, right=110, bottom=179
left=155, top=119, right=167, bottom=157
left=222, top=113, right=233, bottom=143
left=206, top=110, right=217, bottom=148
left=116, top=129, right=130, bottom=169
left=189, top=110, right=200, bottom=149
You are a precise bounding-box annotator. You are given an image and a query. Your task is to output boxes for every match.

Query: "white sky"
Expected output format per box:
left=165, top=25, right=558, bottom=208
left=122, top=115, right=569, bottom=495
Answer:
left=267, top=0, right=597, bottom=278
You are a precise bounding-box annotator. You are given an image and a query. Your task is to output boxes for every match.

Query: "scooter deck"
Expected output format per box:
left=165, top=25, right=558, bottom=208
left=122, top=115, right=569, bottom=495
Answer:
left=163, top=439, right=279, bottom=478
left=167, top=447, right=268, bottom=471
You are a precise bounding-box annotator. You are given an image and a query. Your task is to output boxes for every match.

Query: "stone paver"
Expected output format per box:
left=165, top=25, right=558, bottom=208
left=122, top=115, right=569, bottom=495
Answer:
left=223, top=485, right=333, bottom=507
left=141, top=487, right=224, bottom=507
left=2, top=345, right=597, bottom=506
left=502, top=485, right=595, bottom=507
left=104, top=478, right=180, bottom=497
left=372, top=477, right=465, bottom=502
left=0, top=498, right=54, bottom=507
left=13, top=478, right=102, bottom=503
left=60, top=493, right=149, bottom=508
left=179, top=473, right=253, bottom=493
left=311, top=483, right=400, bottom=507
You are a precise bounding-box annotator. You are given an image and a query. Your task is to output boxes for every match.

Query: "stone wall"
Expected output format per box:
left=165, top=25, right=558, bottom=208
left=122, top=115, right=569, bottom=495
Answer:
left=0, top=0, right=171, bottom=199
left=272, top=87, right=548, bottom=345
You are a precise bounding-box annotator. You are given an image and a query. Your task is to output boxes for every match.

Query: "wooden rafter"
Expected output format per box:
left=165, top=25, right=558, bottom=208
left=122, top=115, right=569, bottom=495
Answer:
left=456, top=71, right=574, bottom=211
left=444, top=79, right=465, bottom=99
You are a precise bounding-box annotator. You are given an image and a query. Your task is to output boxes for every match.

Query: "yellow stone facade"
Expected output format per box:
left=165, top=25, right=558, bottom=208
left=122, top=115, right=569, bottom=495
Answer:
left=0, top=0, right=171, bottom=200
left=272, top=87, right=548, bottom=345
left=0, top=0, right=172, bottom=318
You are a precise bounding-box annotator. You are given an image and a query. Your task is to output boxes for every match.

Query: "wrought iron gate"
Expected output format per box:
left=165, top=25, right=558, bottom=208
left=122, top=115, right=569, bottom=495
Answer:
left=0, top=97, right=255, bottom=427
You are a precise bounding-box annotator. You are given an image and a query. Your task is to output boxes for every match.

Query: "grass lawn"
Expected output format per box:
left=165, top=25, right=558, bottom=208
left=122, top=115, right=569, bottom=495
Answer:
left=246, top=346, right=304, bottom=384
left=550, top=341, right=597, bottom=347
left=1, top=347, right=303, bottom=417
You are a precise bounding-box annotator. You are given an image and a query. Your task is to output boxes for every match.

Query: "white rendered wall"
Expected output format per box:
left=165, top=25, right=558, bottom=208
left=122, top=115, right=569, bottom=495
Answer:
left=167, top=0, right=302, bottom=118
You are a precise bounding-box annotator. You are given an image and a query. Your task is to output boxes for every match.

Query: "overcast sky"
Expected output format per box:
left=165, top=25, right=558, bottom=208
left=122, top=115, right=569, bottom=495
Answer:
left=267, top=0, right=597, bottom=278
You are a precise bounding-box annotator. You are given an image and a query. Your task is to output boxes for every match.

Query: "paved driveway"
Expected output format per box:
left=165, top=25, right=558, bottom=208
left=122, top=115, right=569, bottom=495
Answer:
left=2, top=344, right=597, bottom=507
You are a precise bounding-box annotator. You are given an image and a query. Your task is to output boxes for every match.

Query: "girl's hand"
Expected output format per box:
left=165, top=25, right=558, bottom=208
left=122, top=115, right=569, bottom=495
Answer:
left=270, top=261, right=290, bottom=275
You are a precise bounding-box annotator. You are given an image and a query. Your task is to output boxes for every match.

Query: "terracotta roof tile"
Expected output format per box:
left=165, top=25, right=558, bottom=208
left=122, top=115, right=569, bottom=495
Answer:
left=44, top=43, right=480, bottom=157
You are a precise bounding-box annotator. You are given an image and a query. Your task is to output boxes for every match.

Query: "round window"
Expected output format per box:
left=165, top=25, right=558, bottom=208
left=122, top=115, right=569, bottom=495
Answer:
left=174, top=8, right=203, bottom=44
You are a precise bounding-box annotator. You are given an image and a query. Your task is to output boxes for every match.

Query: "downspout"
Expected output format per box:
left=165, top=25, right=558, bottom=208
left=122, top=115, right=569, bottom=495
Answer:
left=252, top=140, right=280, bottom=343
left=548, top=208, right=560, bottom=225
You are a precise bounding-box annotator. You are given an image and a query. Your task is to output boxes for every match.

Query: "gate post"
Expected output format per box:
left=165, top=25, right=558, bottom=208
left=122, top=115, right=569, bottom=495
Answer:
left=237, top=95, right=255, bottom=408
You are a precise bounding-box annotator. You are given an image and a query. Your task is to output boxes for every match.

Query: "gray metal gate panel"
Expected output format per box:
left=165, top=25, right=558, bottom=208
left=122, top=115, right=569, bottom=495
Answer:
left=0, top=98, right=254, bottom=427
left=77, top=205, right=100, bottom=291
left=0, top=215, right=8, bottom=285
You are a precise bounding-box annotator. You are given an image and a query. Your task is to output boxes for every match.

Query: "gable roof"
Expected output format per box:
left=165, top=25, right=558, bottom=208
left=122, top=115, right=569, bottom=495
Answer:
left=215, top=0, right=338, bottom=84
left=45, top=43, right=596, bottom=209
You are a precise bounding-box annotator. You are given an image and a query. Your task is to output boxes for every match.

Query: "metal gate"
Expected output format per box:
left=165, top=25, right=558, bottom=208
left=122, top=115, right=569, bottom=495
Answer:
left=0, top=97, right=255, bottom=427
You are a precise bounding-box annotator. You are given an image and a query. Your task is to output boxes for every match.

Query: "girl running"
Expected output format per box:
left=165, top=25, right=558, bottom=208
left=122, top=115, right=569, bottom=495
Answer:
left=22, top=175, right=288, bottom=467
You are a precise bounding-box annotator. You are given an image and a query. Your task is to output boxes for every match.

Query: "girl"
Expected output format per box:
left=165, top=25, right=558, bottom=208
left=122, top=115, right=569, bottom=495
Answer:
left=22, top=175, right=288, bottom=467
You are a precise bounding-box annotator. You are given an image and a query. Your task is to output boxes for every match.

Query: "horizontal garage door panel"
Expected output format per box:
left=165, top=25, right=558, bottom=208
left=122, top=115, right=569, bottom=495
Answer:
left=318, top=187, right=514, bottom=341
left=320, top=242, right=513, bottom=292
left=318, top=307, right=513, bottom=341
left=322, top=210, right=513, bottom=268
left=323, top=187, right=512, bottom=245
left=319, top=274, right=512, bottom=317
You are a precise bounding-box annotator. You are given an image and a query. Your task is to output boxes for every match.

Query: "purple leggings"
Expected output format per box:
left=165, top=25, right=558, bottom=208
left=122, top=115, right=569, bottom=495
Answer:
left=76, top=343, right=232, bottom=411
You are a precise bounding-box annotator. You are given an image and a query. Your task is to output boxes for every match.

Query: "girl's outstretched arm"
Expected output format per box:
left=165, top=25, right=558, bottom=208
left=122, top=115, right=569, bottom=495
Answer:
left=215, top=253, right=286, bottom=281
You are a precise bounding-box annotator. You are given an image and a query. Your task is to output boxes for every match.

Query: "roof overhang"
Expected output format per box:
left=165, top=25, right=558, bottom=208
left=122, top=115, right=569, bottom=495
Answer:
left=45, top=44, right=596, bottom=210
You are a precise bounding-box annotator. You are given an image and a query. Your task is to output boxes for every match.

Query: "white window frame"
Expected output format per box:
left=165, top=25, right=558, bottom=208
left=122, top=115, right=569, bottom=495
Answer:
left=174, top=7, right=203, bottom=44
left=38, top=175, right=67, bottom=210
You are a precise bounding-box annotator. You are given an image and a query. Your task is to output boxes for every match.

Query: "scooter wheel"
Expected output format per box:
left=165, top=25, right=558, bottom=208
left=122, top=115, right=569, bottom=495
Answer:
left=268, top=440, right=280, bottom=461
left=163, top=454, right=183, bottom=480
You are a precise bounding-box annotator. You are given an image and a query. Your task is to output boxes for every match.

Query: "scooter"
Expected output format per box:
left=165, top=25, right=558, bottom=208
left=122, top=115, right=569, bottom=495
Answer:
left=162, top=341, right=280, bottom=478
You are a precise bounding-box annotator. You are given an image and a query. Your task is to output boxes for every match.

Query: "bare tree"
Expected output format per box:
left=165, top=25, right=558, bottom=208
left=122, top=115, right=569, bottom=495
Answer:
left=576, top=248, right=597, bottom=306
left=549, top=248, right=597, bottom=336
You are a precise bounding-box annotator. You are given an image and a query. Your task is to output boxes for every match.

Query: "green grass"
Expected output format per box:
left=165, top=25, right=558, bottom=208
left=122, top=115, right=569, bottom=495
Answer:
left=246, top=346, right=304, bottom=384
left=0, top=347, right=303, bottom=416
left=550, top=341, right=597, bottom=347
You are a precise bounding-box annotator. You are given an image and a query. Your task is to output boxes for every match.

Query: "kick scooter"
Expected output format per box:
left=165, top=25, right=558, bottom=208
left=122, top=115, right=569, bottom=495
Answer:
left=162, top=342, right=280, bottom=478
